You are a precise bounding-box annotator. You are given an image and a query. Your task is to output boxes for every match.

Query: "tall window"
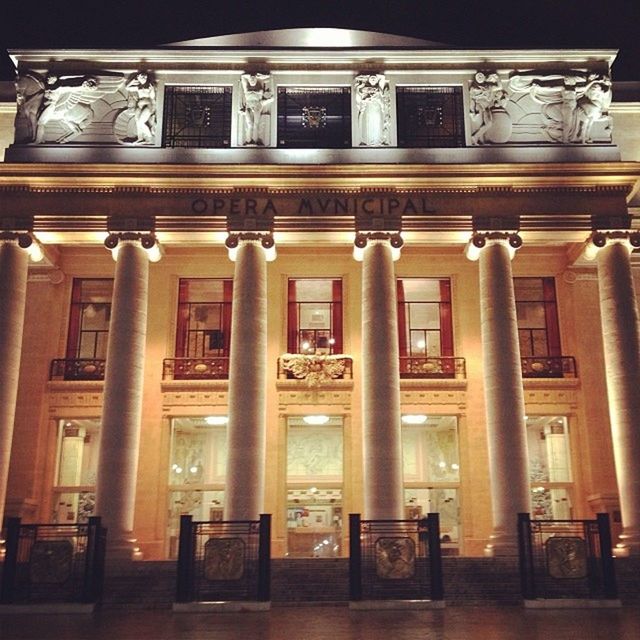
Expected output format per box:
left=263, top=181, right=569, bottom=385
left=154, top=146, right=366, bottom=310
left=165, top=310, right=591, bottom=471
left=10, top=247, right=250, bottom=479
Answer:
left=66, top=279, right=113, bottom=359
left=175, top=279, right=233, bottom=358
left=402, top=415, right=460, bottom=551
left=287, top=279, right=343, bottom=354
left=514, top=277, right=561, bottom=357
left=397, top=278, right=453, bottom=375
left=167, top=416, right=227, bottom=557
left=52, top=418, right=99, bottom=524
left=527, top=416, right=573, bottom=519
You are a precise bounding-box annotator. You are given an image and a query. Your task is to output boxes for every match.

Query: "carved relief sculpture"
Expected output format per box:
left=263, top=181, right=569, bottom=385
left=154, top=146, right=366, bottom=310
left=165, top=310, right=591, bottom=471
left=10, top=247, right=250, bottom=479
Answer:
left=355, top=74, right=391, bottom=146
left=16, top=71, right=124, bottom=144
left=239, top=73, right=273, bottom=146
left=469, top=72, right=511, bottom=144
left=114, top=72, right=157, bottom=144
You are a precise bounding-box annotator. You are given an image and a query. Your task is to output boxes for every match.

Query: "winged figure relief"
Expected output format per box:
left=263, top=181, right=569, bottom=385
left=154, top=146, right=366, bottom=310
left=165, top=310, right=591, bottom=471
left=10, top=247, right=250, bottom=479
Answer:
left=15, top=72, right=124, bottom=143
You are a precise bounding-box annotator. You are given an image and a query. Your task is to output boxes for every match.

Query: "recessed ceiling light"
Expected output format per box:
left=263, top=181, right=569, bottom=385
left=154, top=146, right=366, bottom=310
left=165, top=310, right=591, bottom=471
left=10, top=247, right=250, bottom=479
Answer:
left=402, top=414, right=428, bottom=424
left=205, top=416, right=228, bottom=425
left=303, top=415, right=330, bottom=425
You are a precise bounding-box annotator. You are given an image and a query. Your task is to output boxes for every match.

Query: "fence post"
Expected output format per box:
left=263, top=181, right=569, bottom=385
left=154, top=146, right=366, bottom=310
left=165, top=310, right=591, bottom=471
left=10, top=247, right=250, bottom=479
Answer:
left=0, top=517, right=21, bottom=604
left=258, top=514, right=271, bottom=602
left=517, top=512, right=535, bottom=600
left=82, top=516, right=104, bottom=603
left=175, top=515, right=194, bottom=603
left=349, top=513, right=362, bottom=601
left=426, top=513, right=444, bottom=601
left=596, top=513, right=618, bottom=599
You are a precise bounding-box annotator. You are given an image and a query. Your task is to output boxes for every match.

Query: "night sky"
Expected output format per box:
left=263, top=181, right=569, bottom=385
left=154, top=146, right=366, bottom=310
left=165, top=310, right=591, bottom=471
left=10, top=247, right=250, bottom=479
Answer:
left=1, top=0, right=639, bottom=82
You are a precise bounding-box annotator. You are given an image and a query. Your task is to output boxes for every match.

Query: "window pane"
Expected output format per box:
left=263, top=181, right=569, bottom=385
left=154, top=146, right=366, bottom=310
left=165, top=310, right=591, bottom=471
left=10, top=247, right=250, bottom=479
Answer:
left=401, top=279, right=443, bottom=302
left=287, top=417, right=343, bottom=480
left=56, top=419, right=100, bottom=487
left=294, top=280, right=333, bottom=302
left=527, top=416, right=571, bottom=483
left=52, top=491, right=96, bottom=524
left=514, top=278, right=545, bottom=300
left=405, top=488, right=460, bottom=545
left=516, top=302, right=547, bottom=328
left=531, top=487, right=572, bottom=520
left=77, top=279, right=113, bottom=303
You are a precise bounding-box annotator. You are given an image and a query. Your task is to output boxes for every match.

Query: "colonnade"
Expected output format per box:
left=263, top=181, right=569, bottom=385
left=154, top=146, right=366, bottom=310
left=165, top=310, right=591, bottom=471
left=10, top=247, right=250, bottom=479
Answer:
left=0, top=226, right=639, bottom=557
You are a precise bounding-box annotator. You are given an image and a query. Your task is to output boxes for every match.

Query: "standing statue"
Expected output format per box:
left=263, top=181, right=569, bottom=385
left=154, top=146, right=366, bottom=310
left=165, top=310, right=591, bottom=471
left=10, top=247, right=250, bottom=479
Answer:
left=469, top=72, right=510, bottom=144
left=355, top=74, right=390, bottom=146
left=239, top=73, right=273, bottom=146
left=567, top=75, right=612, bottom=143
left=124, top=72, right=157, bottom=144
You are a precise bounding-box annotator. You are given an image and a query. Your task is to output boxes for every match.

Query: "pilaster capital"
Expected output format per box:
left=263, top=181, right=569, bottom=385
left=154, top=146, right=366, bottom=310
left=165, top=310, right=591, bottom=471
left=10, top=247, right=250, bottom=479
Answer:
left=584, top=230, right=640, bottom=260
left=225, top=231, right=276, bottom=262
left=465, top=231, right=522, bottom=261
left=0, top=231, right=45, bottom=262
left=353, top=231, right=403, bottom=262
left=104, top=231, right=163, bottom=262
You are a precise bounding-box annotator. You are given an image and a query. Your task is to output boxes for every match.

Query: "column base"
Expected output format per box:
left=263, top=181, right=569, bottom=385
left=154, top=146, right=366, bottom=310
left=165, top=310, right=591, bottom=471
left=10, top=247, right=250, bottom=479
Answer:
left=613, top=529, right=640, bottom=557
left=105, top=537, right=144, bottom=562
left=484, top=532, right=520, bottom=557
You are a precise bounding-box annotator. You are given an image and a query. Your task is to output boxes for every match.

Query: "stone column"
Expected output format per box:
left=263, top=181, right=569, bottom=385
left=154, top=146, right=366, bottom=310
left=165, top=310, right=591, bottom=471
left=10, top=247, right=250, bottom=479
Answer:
left=95, top=235, right=155, bottom=554
left=470, top=233, right=529, bottom=555
left=359, top=236, right=404, bottom=520
left=590, top=232, right=640, bottom=555
left=0, top=237, right=30, bottom=522
left=223, top=235, right=272, bottom=521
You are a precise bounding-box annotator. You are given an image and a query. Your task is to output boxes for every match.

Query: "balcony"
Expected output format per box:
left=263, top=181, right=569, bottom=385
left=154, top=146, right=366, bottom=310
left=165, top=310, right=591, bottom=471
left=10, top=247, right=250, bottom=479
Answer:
left=49, top=358, right=105, bottom=381
left=399, top=356, right=466, bottom=379
left=521, top=356, right=577, bottom=379
left=278, top=354, right=353, bottom=385
left=163, top=357, right=229, bottom=380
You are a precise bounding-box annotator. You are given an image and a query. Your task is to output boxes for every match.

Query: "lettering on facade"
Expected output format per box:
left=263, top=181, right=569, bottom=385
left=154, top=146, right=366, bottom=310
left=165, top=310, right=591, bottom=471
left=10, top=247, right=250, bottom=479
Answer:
left=190, top=196, right=437, bottom=216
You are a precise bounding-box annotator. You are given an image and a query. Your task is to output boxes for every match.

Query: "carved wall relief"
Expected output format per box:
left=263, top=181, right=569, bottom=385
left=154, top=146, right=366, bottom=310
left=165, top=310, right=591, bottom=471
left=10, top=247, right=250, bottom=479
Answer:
left=114, top=72, right=158, bottom=145
left=238, top=73, right=273, bottom=146
left=354, top=74, right=391, bottom=146
left=469, top=72, right=511, bottom=144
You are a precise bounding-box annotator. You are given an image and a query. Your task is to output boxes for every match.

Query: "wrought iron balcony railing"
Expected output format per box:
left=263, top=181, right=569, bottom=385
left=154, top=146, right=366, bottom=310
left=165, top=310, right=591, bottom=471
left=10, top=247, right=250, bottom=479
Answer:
left=521, top=356, right=577, bottom=378
left=278, top=354, right=353, bottom=385
left=163, top=357, right=230, bottom=380
left=49, top=358, right=105, bottom=381
left=399, top=356, right=466, bottom=379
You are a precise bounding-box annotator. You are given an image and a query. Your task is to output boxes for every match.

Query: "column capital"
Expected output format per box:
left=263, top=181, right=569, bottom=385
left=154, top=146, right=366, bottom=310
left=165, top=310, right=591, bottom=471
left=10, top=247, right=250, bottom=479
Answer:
left=0, top=231, right=45, bottom=262
left=465, top=231, right=522, bottom=261
left=584, top=229, right=640, bottom=260
left=104, top=231, right=163, bottom=262
left=225, top=231, right=276, bottom=261
left=353, top=231, right=403, bottom=262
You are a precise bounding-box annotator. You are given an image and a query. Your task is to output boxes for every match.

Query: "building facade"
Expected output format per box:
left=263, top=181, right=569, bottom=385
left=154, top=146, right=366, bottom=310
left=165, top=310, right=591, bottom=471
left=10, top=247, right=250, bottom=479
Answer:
left=1, top=29, right=640, bottom=560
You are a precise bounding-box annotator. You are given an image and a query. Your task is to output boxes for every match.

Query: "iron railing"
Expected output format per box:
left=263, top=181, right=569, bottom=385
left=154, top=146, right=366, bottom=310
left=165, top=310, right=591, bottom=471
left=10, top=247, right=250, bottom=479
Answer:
left=349, top=513, right=443, bottom=602
left=399, top=356, right=466, bottom=379
left=277, top=354, right=353, bottom=383
left=175, top=514, right=271, bottom=603
left=49, top=358, right=105, bottom=381
left=517, top=512, right=617, bottom=601
left=163, top=357, right=230, bottom=380
left=521, top=356, right=577, bottom=379
left=0, top=516, right=106, bottom=604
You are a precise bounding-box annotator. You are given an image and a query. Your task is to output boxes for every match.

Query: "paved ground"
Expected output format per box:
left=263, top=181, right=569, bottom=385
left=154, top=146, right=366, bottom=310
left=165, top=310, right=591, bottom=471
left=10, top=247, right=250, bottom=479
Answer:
left=1, top=605, right=639, bottom=640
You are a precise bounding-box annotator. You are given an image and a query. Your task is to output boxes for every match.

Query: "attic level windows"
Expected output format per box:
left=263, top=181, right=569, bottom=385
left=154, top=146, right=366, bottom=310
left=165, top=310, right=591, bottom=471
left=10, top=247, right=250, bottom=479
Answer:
left=163, top=86, right=232, bottom=148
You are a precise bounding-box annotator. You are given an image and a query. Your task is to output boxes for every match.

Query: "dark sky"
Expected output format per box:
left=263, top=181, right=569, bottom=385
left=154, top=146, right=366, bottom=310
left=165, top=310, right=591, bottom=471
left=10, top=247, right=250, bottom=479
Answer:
left=1, top=0, right=639, bottom=81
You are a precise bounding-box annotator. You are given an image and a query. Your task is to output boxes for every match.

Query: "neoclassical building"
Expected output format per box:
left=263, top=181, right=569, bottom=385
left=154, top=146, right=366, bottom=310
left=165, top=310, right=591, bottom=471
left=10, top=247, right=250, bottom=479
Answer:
left=1, top=29, right=639, bottom=561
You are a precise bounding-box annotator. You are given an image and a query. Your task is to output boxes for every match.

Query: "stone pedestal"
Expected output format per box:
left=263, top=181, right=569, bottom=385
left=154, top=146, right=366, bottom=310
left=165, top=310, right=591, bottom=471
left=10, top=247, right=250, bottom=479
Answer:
left=224, top=240, right=268, bottom=521
left=477, top=238, right=529, bottom=555
left=0, top=240, right=29, bottom=521
left=361, top=239, right=404, bottom=520
left=95, top=240, right=150, bottom=555
left=595, top=240, right=640, bottom=555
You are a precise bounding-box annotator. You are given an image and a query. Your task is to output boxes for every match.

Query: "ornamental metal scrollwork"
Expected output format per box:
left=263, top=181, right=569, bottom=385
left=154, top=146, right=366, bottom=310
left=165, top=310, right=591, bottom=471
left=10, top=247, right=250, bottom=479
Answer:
left=280, top=354, right=347, bottom=386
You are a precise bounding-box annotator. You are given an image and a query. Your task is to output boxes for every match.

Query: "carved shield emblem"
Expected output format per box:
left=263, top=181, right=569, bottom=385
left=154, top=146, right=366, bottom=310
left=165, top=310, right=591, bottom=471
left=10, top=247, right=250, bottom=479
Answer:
left=29, top=539, right=74, bottom=584
left=375, top=536, right=416, bottom=579
left=545, top=536, right=588, bottom=579
left=203, top=537, right=245, bottom=581
left=302, top=106, right=327, bottom=129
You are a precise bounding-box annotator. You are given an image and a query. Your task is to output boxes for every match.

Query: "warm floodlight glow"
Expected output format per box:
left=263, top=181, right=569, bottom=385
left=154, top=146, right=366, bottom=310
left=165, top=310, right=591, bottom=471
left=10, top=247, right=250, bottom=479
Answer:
left=402, top=414, right=428, bottom=424
left=205, top=416, right=228, bottom=425
left=303, top=415, right=330, bottom=425
left=26, top=239, right=45, bottom=263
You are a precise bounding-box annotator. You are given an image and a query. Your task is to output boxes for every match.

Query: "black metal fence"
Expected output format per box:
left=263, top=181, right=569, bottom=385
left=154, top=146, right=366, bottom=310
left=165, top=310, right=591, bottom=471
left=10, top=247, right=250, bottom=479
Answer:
left=49, top=358, right=106, bottom=381
left=399, top=356, right=466, bottom=379
left=521, top=356, right=577, bottom=379
left=175, top=514, right=271, bottom=603
left=517, top=512, right=617, bottom=601
left=163, top=357, right=230, bottom=380
left=349, top=513, right=443, bottom=601
left=0, top=516, right=106, bottom=604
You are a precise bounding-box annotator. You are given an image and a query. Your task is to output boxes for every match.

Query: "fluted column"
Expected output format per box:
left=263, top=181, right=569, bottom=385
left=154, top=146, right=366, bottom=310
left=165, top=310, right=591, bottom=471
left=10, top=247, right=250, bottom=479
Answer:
left=358, top=234, right=404, bottom=520
left=469, top=232, right=529, bottom=555
left=0, top=236, right=31, bottom=522
left=589, top=231, right=640, bottom=555
left=224, top=234, right=273, bottom=520
left=96, top=234, right=157, bottom=554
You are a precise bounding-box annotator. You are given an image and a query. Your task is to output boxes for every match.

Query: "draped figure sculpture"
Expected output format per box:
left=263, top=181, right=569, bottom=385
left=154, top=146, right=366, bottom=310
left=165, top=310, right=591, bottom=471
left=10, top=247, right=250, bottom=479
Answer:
left=355, top=74, right=390, bottom=146
left=239, top=73, right=273, bottom=146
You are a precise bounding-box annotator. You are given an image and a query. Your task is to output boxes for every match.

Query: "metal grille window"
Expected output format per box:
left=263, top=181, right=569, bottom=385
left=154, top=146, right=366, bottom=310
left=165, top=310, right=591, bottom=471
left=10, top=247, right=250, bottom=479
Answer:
left=396, top=86, right=465, bottom=148
left=66, top=279, right=112, bottom=359
left=163, top=86, right=232, bottom=148
left=278, top=87, right=351, bottom=148
left=514, top=277, right=561, bottom=357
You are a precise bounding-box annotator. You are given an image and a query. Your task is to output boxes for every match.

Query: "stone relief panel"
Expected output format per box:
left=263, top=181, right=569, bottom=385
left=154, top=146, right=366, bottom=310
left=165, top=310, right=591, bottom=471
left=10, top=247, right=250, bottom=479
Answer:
left=469, top=70, right=612, bottom=145
left=238, top=73, right=273, bottom=146
left=15, top=70, right=158, bottom=145
left=354, top=74, right=391, bottom=146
